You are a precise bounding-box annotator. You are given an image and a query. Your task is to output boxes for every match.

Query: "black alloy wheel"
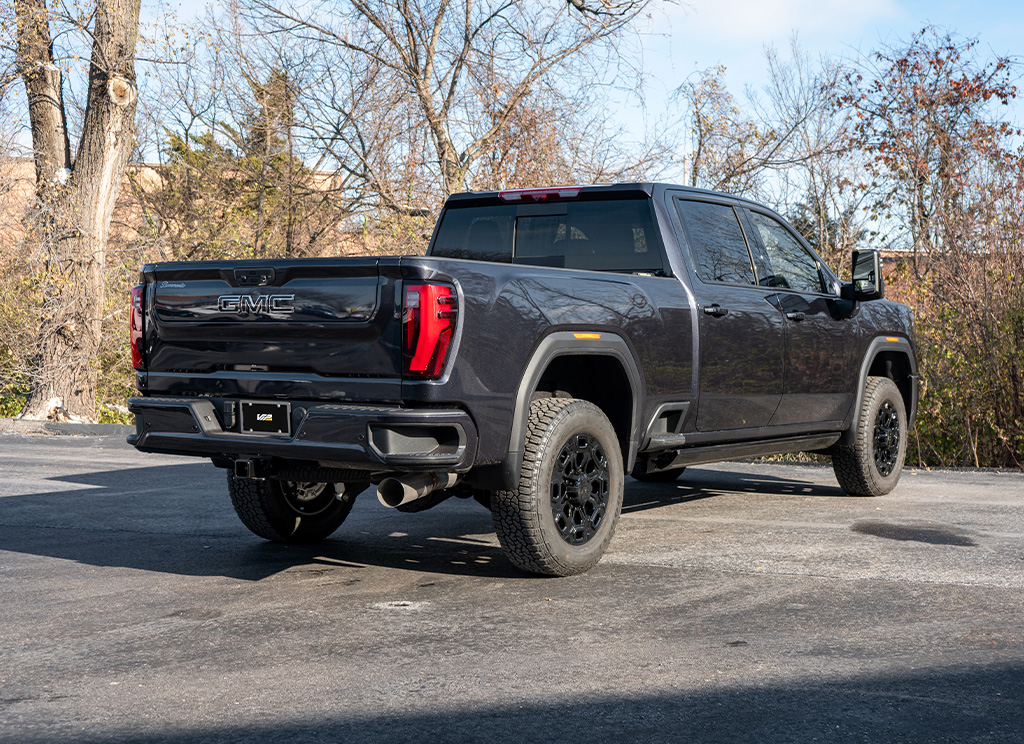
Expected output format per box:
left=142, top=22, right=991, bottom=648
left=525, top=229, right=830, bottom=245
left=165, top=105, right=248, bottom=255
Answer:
left=227, top=475, right=360, bottom=542
left=282, top=482, right=337, bottom=517
left=491, top=397, right=624, bottom=576
left=873, top=401, right=901, bottom=477
left=550, top=433, right=610, bottom=546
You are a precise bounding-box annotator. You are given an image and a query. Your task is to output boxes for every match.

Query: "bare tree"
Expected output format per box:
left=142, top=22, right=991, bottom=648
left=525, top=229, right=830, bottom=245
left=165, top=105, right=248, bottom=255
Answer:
left=244, top=0, right=653, bottom=199
left=671, top=43, right=863, bottom=271
left=9, top=0, right=141, bottom=420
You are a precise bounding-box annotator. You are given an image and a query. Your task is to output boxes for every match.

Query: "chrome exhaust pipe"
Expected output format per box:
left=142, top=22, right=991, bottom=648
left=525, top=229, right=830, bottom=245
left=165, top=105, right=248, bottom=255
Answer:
left=377, top=472, right=460, bottom=508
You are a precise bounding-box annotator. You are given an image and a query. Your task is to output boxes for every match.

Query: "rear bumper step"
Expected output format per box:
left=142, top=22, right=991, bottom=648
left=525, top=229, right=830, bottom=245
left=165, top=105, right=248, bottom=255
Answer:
left=127, top=397, right=477, bottom=471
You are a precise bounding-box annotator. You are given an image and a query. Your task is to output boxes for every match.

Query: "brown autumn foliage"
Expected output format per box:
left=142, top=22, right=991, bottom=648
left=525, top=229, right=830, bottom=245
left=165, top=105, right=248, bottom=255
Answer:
left=841, top=28, right=1024, bottom=467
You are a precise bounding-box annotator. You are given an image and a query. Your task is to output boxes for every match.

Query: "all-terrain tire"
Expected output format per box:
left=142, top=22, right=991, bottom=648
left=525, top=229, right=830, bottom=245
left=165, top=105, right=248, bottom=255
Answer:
left=491, top=398, right=624, bottom=576
left=227, top=474, right=360, bottom=542
left=832, top=376, right=907, bottom=497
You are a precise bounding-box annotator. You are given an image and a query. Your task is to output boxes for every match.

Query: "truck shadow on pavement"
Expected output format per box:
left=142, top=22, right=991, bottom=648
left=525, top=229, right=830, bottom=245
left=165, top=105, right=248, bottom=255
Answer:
left=623, top=466, right=846, bottom=513
left=0, top=462, right=845, bottom=582
left=11, top=664, right=1024, bottom=744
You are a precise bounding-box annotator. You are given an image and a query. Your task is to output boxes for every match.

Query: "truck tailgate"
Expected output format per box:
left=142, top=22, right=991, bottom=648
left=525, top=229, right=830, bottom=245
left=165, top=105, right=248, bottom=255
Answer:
left=140, top=257, right=403, bottom=401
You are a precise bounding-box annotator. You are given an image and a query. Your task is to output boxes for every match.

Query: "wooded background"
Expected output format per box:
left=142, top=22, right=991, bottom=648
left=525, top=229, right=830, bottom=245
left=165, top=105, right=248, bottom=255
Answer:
left=0, top=1, right=1021, bottom=468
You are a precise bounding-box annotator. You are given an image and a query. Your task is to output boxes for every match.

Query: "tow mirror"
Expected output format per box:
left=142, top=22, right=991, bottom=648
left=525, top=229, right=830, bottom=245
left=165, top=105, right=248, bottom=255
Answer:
left=841, top=249, right=884, bottom=302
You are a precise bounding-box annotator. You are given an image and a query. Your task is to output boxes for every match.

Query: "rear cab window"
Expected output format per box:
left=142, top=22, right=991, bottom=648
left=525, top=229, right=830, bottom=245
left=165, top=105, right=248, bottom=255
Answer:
left=430, top=194, right=668, bottom=275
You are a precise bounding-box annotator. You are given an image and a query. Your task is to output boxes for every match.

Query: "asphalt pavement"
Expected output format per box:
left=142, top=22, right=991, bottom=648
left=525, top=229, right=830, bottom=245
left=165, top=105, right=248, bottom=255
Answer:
left=1, top=432, right=1022, bottom=743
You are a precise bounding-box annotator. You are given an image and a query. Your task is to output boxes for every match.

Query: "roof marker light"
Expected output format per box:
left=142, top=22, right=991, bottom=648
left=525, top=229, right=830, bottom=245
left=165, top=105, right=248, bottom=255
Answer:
left=498, top=187, right=582, bottom=203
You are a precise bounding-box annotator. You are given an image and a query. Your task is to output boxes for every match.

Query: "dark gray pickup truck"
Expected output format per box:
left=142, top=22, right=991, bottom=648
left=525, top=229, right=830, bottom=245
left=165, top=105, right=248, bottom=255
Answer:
left=128, top=183, right=918, bottom=575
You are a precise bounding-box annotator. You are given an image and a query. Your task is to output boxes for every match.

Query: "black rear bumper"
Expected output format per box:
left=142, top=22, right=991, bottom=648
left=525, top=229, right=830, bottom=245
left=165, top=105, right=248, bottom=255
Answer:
left=127, top=396, right=477, bottom=472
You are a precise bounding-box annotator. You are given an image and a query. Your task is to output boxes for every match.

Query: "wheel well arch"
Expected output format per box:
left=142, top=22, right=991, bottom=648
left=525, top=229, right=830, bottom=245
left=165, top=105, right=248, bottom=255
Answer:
left=532, top=354, right=635, bottom=460
left=839, top=337, right=918, bottom=447
left=868, top=350, right=915, bottom=420
left=502, top=332, right=644, bottom=488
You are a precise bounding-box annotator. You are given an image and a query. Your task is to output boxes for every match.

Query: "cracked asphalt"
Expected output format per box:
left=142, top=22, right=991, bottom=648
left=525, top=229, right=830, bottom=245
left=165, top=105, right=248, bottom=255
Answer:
left=1, top=432, right=1022, bottom=743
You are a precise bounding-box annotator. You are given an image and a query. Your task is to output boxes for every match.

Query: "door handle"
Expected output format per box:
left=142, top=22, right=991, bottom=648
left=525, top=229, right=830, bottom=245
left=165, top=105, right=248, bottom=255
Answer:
left=703, top=304, right=729, bottom=317
left=786, top=311, right=806, bottom=322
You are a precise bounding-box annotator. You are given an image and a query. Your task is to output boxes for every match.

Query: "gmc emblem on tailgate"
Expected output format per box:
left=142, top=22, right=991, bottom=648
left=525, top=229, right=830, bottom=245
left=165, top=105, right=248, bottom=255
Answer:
left=217, top=294, right=295, bottom=315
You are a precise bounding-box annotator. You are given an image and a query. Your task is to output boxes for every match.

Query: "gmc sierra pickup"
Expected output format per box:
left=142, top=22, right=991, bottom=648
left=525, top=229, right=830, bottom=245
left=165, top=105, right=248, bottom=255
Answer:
left=128, top=183, right=918, bottom=575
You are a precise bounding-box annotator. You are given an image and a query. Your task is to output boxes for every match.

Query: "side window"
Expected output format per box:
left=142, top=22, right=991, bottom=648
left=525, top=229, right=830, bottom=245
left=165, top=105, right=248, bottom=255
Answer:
left=747, top=212, right=824, bottom=294
left=675, top=200, right=755, bottom=285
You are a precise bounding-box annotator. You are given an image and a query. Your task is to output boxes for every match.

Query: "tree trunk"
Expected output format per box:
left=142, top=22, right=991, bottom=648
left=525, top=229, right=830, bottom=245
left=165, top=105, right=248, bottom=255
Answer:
left=13, top=0, right=71, bottom=194
left=15, top=0, right=141, bottom=422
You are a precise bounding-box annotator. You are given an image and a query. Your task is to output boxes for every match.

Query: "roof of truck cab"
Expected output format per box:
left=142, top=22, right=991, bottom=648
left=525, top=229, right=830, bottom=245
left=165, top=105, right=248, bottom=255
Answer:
left=444, top=183, right=768, bottom=209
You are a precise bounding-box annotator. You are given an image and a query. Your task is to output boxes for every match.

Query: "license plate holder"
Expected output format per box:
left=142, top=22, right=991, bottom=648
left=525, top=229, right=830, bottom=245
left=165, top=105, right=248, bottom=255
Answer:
left=239, top=401, right=291, bottom=436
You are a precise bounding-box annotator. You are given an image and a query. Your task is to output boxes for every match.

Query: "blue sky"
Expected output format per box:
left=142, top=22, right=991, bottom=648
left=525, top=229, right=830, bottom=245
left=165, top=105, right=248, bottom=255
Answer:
left=155, top=0, right=1023, bottom=111
left=634, top=0, right=1023, bottom=118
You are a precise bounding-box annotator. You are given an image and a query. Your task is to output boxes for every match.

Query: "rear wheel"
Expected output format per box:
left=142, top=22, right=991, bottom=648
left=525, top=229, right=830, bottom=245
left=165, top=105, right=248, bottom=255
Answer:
left=491, top=398, right=624, bottom=576
left=832, top=376, right=907, bottom=496
left=227, top=474, right=360, bottom=542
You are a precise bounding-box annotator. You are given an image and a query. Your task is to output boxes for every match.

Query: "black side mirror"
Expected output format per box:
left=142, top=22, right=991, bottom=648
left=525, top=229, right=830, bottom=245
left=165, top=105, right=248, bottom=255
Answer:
left=841, top=249, right=884, bottom=302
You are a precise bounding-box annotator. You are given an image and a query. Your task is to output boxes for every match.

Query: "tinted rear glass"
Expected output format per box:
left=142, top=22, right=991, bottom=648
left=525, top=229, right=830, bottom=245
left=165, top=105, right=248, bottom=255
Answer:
left=431, top=198, right=666, bottom=273
left=430, top=205, right=515, bottom=264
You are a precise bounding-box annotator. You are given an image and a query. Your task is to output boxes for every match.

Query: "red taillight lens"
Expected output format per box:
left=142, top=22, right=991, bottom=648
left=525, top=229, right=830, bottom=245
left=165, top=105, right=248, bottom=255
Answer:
left=130, top=284, right=145, bottom=370
left=402, top=283, right=457, bottom=379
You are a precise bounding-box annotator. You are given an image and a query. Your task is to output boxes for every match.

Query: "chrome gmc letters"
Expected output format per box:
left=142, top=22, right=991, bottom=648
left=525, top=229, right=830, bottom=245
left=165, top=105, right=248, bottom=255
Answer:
left=217, top=294, right=295, bottom=315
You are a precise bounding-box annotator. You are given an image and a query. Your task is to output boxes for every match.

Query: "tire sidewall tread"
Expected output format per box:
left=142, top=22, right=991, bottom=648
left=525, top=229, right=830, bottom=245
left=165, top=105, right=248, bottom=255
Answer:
left=832, top=376, right=907, bottom=497
left=227, top=473, right=358, bottom=543
left=492, top=397, right=624, bottom=576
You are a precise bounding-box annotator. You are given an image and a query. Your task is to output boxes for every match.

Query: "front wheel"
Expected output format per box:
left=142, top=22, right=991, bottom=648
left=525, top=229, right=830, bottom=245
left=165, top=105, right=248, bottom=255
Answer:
left=227, top=475, right=360, bottom=542
left=491, top=398, right=624, bottom=576
left=832, top=376, right=907, bottom=496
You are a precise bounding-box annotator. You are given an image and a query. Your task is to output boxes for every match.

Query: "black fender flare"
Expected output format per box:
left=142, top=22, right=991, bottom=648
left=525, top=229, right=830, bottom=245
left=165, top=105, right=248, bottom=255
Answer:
left=499, top=331, right=644, bottom=490
left=839, top=335, right=919, bottom=447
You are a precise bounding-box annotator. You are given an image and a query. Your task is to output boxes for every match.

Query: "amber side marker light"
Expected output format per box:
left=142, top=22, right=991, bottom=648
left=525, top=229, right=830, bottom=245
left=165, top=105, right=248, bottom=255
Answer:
left=885, top=336, right=900, bottom=343
left=573, top=332, right=602, bottom=340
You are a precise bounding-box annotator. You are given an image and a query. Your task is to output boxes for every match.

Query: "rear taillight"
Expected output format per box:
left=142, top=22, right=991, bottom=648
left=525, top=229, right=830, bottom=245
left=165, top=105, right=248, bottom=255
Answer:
left=402, top=283, right=457, bottom=379
left=130, top=284, right=145, bottom=370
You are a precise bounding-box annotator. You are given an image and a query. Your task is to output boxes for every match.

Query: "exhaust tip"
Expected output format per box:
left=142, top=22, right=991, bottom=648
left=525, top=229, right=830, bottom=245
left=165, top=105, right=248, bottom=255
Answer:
left=377, top=478, right=414, bottom=508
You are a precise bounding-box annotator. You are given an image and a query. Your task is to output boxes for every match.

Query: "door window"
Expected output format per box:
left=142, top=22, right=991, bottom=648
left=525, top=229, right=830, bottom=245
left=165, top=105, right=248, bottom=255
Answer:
left=674, top=201, right=756, bottom=285
left=747, top=212, right=824, bottom=294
